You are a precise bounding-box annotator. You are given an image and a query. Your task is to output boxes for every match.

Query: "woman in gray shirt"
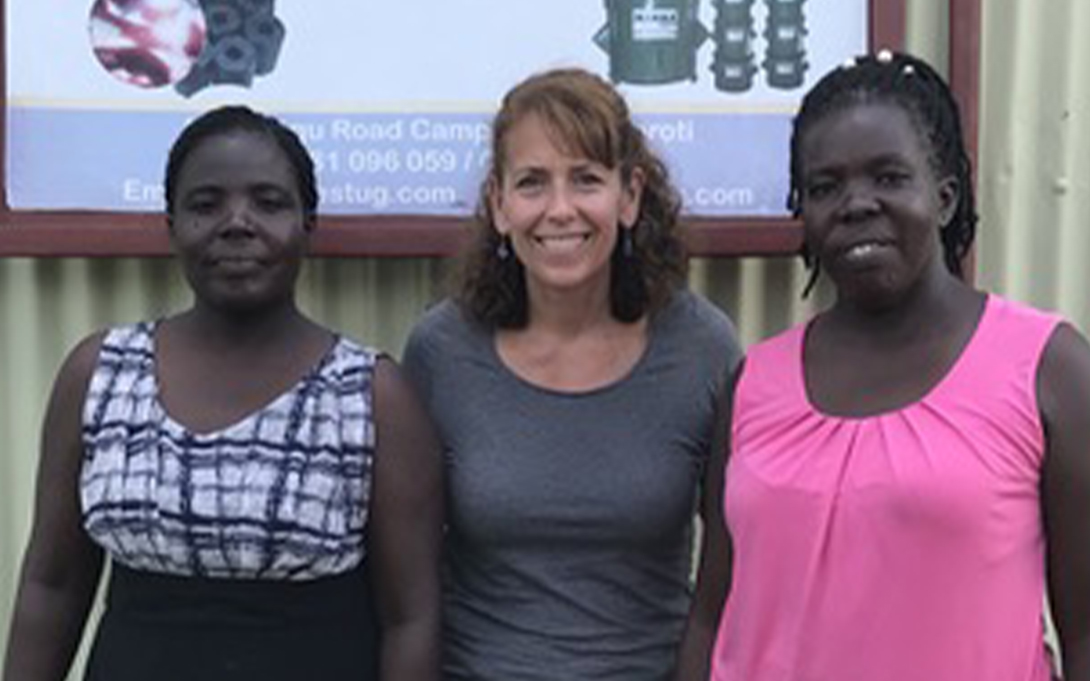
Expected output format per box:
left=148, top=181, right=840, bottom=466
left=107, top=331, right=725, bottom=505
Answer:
left=403, top=67, right=742, bottom=681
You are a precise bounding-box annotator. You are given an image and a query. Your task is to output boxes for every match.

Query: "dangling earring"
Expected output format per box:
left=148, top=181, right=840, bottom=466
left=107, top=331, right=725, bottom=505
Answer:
left=621, top=227, right=634, bottom=258
left=496, top=234, right=511, bottom=261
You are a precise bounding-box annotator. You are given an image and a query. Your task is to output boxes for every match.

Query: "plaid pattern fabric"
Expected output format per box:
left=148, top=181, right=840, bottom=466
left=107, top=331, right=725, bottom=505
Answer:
left=80, top=322, right=376, bottom=581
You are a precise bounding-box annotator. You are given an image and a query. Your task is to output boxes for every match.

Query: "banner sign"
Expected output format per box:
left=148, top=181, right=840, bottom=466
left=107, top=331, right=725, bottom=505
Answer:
left=7, top=1, right=867, bottom=217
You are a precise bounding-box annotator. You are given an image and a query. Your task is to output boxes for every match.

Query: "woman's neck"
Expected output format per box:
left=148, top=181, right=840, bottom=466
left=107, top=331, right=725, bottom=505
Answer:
left=180, top=298, right=314, bottom=350
left=523, top=280, right=616, bottom=337
left=828, top=271, right=978, bottom=344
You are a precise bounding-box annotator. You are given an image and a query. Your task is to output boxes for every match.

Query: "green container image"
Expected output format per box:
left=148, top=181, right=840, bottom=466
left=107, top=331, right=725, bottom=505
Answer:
left=711, top=0, right=757, bottom=92
left=762, top=0, right=808, bottom=89
left=594, top=0, right=708, bottom=85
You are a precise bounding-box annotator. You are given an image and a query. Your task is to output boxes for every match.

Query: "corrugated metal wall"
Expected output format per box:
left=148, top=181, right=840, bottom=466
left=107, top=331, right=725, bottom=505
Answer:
left=5, top=1, right=1089, bottom=674
left=975, top=1, right=1090, bottom=322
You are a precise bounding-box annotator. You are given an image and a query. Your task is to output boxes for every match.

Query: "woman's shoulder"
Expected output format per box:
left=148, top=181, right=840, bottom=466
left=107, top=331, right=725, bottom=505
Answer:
left=661, top=289, right=743, bottom=355
left=744, top=317, right=809, bottom=365
left=653, top=289, right=744, bottom=376
left=60, top=329, right=113, bottom=382
left=966, top=293, right=1065, bottom=368
left=402, top=298, right=489, bottom=376
left=986, top=292, right=1065, bottom=329
left=77, top=321, right=159, bottom=368
left=660, top=289, right=738, bottom=342
left=328, top=334, right=381, bottom=372
left=57, top=322, right=154, bottom=413
left=407, top=299, right=482, bottom=348
left=95, top=320, right=157, bottom=351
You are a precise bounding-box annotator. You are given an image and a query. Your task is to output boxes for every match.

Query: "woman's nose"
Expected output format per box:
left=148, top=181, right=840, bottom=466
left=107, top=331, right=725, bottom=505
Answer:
left=545, top=184, right=577, bottom=221
left=220, top=198, right=257, bottom=234
left=838, top=180, right=880, bottom=221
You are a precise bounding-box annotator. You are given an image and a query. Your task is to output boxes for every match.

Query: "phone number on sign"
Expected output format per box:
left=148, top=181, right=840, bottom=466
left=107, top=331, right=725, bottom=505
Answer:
left=312, top=148, right=490, bottom=175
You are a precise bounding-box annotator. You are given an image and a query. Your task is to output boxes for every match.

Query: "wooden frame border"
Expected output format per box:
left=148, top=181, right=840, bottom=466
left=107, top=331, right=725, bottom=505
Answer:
left=0, top=0, right=978, bottom=258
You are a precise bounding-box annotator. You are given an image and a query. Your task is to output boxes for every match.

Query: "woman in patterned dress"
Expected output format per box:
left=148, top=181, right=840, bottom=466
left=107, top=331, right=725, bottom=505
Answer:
left=2, top=106, right=442, bottom=681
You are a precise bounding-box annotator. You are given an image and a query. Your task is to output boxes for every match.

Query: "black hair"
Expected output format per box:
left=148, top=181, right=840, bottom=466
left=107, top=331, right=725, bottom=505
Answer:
left=164, top=105, right=318, bottom=222
left=788, top=51, right=977, bottom=294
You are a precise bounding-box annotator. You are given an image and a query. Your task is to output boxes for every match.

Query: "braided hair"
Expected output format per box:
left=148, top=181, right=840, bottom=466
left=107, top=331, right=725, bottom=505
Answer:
left=788, top=51, right=977, bottom=295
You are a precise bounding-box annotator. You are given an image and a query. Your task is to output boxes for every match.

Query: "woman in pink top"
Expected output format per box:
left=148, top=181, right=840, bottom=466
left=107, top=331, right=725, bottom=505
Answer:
left=673, top=52, right=1090, bottom=681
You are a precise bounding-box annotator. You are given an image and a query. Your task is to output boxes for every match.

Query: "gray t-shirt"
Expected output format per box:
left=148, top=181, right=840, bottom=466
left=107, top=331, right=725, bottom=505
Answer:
left=402, top=290, right=742, bottom=681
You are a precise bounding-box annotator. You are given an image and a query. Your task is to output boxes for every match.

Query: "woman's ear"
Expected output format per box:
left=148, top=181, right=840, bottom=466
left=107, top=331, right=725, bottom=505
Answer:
left=301, top=217, right=315, bottom=256
left=488, top=176, right=508, bottom=235
left=936, top=174, right=960, bottom=228
left=620, top=166, right=646, bottom=228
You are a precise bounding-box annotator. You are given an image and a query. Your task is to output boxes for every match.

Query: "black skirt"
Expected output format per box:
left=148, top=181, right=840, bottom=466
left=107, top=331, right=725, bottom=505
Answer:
left=83, top=562, right=379, bottom=681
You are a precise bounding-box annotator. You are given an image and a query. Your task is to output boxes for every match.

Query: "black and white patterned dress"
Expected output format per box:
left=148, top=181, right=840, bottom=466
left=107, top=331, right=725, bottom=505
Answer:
left=79, top=322, right=380, bottom=680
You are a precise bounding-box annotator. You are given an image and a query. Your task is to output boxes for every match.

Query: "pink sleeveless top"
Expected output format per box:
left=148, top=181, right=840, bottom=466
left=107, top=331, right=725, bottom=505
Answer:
left=711, top=295, right=1061, bottom=681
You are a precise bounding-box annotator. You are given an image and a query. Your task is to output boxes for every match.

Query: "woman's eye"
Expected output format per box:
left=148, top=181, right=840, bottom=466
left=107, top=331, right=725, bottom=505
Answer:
left=876, top=170, right=910, bottom=187
left=255, top=195, right=291, bottom=212
left=514, top=176, right=543, bottom=191
left=574, top=172, right=604, bottom=187
left=805, top=179, right=836, bottom=199
left=185, top=197, right=219, bottom=214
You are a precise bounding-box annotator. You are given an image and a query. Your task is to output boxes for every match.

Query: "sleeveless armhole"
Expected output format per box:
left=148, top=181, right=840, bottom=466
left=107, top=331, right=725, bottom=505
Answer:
left=993, top=297, right=1065, bottom=464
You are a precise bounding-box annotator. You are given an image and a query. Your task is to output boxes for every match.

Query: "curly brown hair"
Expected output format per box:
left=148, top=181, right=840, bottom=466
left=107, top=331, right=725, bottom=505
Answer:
left=454, top=67, right=688, bottom=329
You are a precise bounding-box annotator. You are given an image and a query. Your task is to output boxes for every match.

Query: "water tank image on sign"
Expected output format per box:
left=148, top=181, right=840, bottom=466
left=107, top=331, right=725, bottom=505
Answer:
left=762, top=0, right=808, bottom=89
left=711, top=0, right=757, bottom=92
left=594, top=0, right=708, bottom=85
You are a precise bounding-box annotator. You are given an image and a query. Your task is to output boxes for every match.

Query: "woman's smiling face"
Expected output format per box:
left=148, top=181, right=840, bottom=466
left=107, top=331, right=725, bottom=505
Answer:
left=798, top=100, right=958, bottom=309
left=490, top=113, right=643, bottom=304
